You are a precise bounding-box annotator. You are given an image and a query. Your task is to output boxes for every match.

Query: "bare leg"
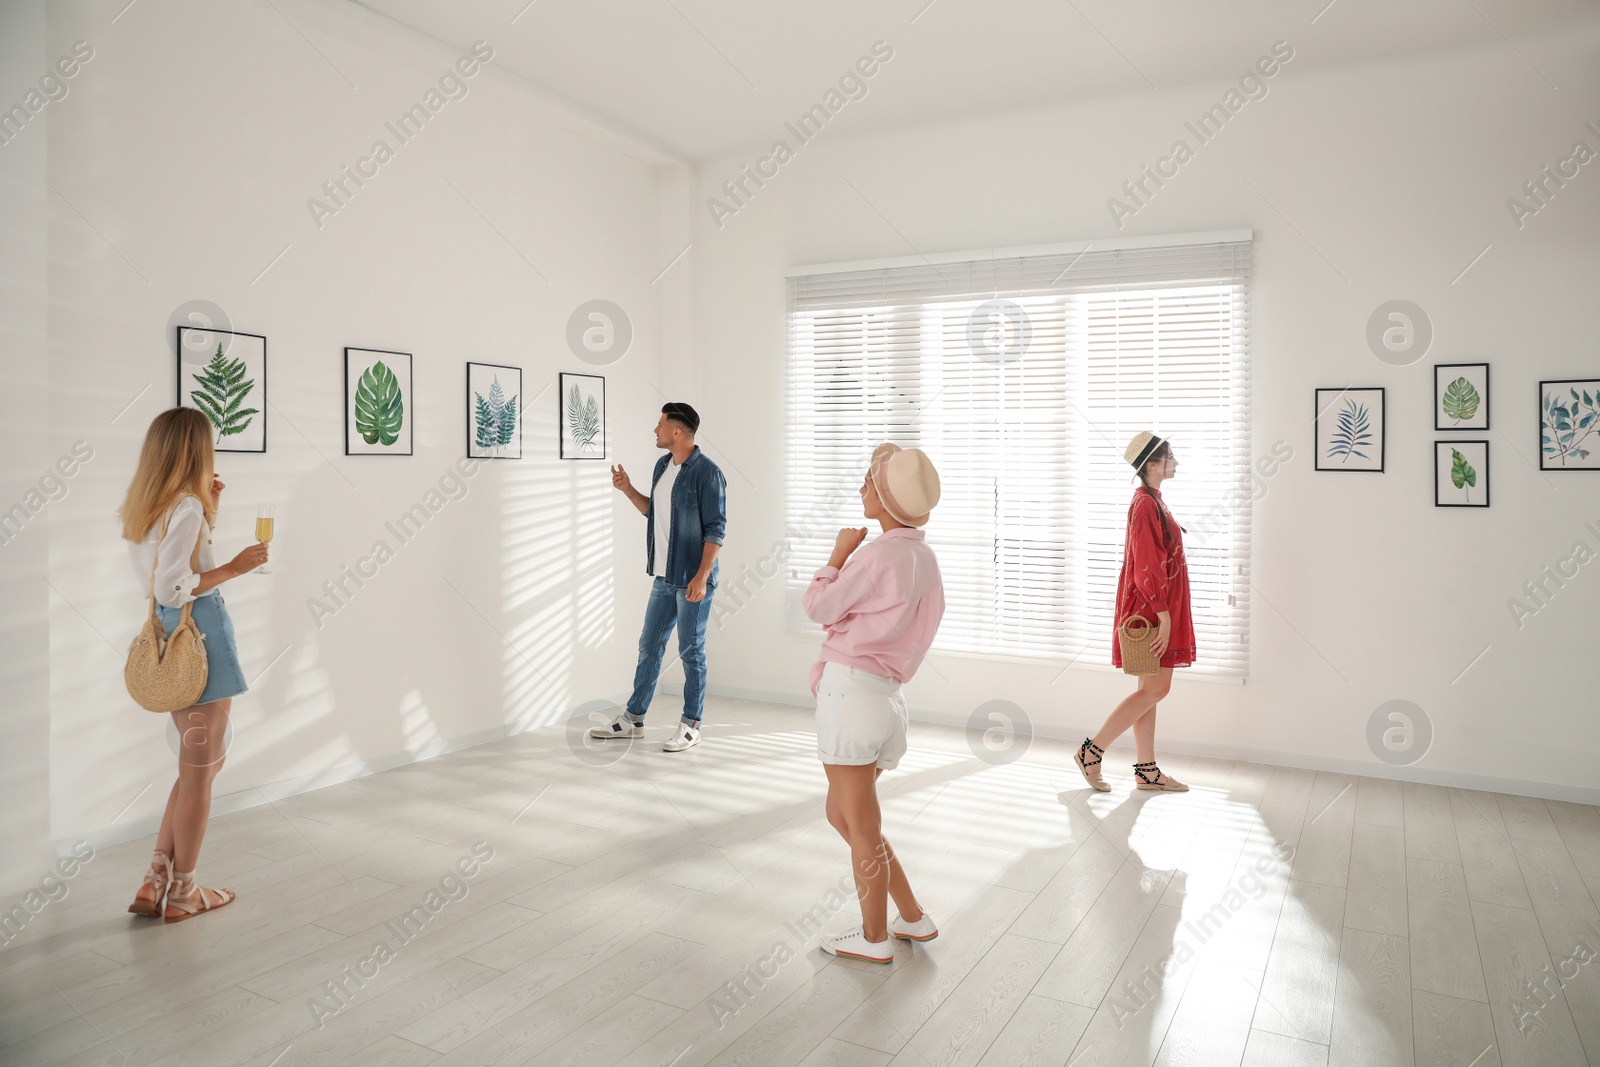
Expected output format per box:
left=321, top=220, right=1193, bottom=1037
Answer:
left=133, top=781, right=182, bottom=910
left=825, top=769, right=924, bottom=927
left=824, top=764, right=921, bottom=942
left=1131, top=703, right=1157, bottom=764
left=1090, top=669, right=1172, bottom=752
left=155, top=780, right=179, bottom=857
left=168, top=700, right=231, bottom=872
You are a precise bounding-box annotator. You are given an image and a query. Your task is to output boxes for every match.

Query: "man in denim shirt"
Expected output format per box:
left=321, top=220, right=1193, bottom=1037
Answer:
left=594, top=402, right=727, bottom=751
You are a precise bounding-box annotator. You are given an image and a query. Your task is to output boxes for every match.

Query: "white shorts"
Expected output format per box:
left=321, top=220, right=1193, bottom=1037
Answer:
left=815, top=661, right=909, bottom=770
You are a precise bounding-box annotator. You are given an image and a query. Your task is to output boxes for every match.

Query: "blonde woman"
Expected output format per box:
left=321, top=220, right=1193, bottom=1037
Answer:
left=120, top=407, right=266, bottom=922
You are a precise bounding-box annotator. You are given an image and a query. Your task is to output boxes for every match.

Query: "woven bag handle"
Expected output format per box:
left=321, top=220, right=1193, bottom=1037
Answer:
left=146, top=492, right=205, bottom=632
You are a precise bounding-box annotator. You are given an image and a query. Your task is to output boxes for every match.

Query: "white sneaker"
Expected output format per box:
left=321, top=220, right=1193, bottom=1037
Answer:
left=588, top=714, right=643, bottom=740
left=890, top=910, right=938, bottom=942
left=820, top=927, right=893, bottom=963
left=663, top=722, right=700, bottom=752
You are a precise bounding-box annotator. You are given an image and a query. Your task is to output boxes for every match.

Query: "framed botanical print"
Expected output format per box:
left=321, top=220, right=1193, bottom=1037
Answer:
left=177, top=326, right=265, bottom=452
left=467, top=362, right=521, bottom=460
left=1434, top=363, right=1489, bottom=430
left=1435, top=440, right=1489, bottom=507
left=1540, top=378, right=1600, bottom=470
left=559, top=373, right=606, bottom=460
left=1314, top=387, right=1384, bottom=472
left=344, top=348, right=413, bottom=456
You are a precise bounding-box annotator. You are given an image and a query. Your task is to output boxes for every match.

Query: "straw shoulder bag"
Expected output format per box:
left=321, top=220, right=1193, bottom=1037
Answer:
left=125, top=494, right=209, bottom=713
left=1118, top=615, right=1162, bottom=676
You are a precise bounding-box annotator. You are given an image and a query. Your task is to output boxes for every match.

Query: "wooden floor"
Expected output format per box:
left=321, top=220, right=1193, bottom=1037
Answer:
left=4, top=697, right=1599, bottom=1067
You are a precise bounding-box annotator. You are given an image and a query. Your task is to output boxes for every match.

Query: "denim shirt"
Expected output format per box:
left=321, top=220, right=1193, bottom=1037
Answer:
left=646, top=447, right=727, bottom=587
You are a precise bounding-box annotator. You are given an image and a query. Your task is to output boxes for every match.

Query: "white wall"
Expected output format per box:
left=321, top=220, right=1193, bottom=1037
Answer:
left=45, top=0, right=679, bottom=845
left=0, top=0, right=54, bottom=896
left=688, top=28, right=1600, bottom=800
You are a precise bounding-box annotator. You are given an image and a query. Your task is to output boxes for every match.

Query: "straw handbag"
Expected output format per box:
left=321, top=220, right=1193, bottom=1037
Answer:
left=125, top=495, right=208, bottom=712
left=1118, top=615, right=1162, bottom=676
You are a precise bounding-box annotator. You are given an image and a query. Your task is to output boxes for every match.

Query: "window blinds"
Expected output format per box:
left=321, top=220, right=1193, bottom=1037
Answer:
left=785, top=236, right=1252, bottom=679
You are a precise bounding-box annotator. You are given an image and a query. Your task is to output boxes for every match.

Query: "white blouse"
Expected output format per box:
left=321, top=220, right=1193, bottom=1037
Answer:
left=128, top=496, right=218, bottom=608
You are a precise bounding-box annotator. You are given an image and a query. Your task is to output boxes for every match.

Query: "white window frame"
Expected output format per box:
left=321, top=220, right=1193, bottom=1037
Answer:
left=784, top=230, right=1252, bottom=682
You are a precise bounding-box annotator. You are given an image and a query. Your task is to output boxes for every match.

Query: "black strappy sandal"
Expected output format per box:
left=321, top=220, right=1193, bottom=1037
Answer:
left=1074, top=738, right=1110, bottom=792
left=1133, top=760, right=1189, bottom=792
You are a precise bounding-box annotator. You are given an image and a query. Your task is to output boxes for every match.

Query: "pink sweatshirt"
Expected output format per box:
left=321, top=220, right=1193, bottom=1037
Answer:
left=803, top=528, right=945, bottom=696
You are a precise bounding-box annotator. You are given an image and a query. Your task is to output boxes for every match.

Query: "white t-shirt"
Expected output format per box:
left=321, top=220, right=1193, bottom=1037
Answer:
left=650, top=458, right=682, bottom=577
left=127, top=496, right=218, bottom=608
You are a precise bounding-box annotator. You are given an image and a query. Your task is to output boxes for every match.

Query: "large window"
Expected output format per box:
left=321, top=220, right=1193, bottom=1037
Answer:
left=784, top=233, right=1252, bottom=679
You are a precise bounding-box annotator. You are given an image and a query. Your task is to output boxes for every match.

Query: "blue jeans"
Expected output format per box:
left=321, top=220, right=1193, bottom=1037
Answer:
left=626, top=577, right=714, bottom=724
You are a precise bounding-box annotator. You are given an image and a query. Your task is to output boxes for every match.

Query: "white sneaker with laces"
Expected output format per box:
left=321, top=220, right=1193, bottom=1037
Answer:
left=890, top=910, right=938, bottom=942
left=588, top=714, right=643, bottom=740
left=820, top=927, right=893, bottom=963
left=663, top=722, right=700, bottom=752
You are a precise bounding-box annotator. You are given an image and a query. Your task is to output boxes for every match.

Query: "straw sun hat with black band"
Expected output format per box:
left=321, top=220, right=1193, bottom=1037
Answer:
left=1124, top=430, right=1168, bottom=471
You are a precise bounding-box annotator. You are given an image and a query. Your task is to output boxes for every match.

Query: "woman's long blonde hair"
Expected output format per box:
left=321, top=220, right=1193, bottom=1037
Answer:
left=119, top=408, right=217, bottom=541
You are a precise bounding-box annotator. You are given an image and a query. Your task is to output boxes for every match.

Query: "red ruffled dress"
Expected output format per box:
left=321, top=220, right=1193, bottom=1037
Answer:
left=1111, top=487, right=1196, bottom=669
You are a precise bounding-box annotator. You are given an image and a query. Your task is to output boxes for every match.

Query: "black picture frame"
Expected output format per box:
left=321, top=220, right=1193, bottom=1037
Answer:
left=1434, top=362, right=1490, bottom=431
left=1539, top=377, right=1600, bottom=471
left=176, top=325, right=267, bottom=453
left=344, top=347, right=414, bottom=456
left=466, top=361, right=522, bottom=460
left=558, top=372, right=607, bottom=460
left=1314, top=387, right=1385, bottom=472
left=1435, top=440, right=1490, bottom=507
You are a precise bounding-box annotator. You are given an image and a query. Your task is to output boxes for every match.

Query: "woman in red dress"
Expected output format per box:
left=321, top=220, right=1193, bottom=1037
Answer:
left=1074, top=431, right=1193, bottom=793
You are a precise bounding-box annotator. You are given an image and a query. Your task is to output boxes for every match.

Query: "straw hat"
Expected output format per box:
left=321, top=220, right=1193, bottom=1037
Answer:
left=869, top=443, right=940, bottom=527
left=1124, top=431, right=1167, bottom=471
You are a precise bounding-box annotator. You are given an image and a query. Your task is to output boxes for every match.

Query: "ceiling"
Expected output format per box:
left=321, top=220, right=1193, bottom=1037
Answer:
left=355, top=0, right=1600, bottom=159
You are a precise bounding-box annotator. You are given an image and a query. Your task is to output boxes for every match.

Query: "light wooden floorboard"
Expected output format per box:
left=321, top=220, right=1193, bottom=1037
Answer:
left=10, top=696, right=1598, bottom=1067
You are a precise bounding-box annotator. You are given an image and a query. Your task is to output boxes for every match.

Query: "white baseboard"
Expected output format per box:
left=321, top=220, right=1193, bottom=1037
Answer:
left=669, top=681, right=1600, bottom=807
left=67, top=680, right=1596, bottom=857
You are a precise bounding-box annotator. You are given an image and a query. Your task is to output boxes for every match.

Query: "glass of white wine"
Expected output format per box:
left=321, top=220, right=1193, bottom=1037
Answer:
left=254, top=505, right=274, bottom=574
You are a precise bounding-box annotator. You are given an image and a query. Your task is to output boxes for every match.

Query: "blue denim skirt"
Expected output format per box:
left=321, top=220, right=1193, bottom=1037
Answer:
left=156, top=591, right=247, bottom=706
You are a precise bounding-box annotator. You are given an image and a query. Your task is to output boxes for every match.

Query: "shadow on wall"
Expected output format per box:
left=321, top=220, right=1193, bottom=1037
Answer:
left=255, top=408, right=618, bottom=793
left=53, top=374, right=625, bottom=844
left=498, top=412, right=614, bottom=732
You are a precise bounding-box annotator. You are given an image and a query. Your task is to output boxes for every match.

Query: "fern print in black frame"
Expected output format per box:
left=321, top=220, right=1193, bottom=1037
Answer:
left=1539, top=378, right=1600, bottom=471
left=466, top=361, right=522, bottom=460
left=559, top=372, right=606, bottom=460
left=177, top=326, right=265, bottom=453
left=345, top=348, right=413, bottom=456
left=1314, top=387, right=1385, bottom=471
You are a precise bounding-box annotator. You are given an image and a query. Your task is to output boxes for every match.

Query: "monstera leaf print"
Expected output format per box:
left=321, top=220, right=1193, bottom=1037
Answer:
left=1328, top=399, right=1373, bottom=464
left=190, top=345, right=258, bottom=442
left=354, top=360, right=403, bottom=446
left=1441, top=376, right=1480, bottom=425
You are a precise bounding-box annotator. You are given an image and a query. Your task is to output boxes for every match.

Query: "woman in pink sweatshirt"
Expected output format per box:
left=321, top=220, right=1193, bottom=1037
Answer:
left=803, top=443, right=944, bottom=963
